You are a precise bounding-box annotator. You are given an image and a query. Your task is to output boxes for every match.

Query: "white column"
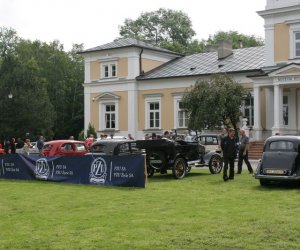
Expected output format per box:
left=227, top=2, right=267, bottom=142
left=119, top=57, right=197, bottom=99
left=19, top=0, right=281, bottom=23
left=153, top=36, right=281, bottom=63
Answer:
left=128, top=82, right=138, bottom=139
left=265, top=87, right=274, bottom=130
left=253, top=86, right=262, bottom=140
left=272, top=84, right=282, bottom=135
left=289, top=88, right=297, bottom=132
left=84, top=88, right=91, bottom=137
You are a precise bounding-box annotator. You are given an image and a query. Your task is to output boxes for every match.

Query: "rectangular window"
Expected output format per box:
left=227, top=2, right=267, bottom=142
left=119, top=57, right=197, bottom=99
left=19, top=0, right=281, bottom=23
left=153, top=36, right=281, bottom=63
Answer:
left=105, top=104, right=116, bottom=129
left=111, top=64, right=116, bottom=77
left=178, top=101, right=188, bottom=128
left=102, top=63, right=117, bottom=78
left=295, top=32, right=300, bottom=57
left=104, top=65, right=109, bottom=78
left=149, top=102, right=160, bottom=129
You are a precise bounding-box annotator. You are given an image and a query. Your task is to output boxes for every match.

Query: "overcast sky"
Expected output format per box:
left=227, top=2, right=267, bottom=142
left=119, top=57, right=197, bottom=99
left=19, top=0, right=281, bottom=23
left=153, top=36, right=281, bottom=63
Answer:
left=0, top=0, right=266, bottom=51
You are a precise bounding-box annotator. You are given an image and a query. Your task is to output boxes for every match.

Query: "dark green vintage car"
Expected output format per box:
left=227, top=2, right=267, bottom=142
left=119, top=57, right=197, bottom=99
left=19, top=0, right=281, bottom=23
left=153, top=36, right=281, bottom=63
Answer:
left=254, top=136, right=300, bottom=186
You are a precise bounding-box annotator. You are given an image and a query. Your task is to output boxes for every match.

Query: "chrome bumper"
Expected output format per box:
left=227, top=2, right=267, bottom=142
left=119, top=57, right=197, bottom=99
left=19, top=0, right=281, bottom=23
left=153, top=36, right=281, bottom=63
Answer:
left=254, top=174, right=300, bottom=181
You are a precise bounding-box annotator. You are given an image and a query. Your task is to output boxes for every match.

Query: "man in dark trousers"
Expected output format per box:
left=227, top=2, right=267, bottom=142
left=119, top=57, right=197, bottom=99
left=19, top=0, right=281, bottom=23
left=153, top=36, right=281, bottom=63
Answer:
left=221, top=128, right=238, bottom=181
left=237, top=129, right=253, bottom=174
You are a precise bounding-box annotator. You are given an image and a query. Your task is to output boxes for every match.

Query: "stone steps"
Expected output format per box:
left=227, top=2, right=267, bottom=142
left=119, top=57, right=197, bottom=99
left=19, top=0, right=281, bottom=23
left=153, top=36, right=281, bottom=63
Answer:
left=248, top=141, right=264, bottom=160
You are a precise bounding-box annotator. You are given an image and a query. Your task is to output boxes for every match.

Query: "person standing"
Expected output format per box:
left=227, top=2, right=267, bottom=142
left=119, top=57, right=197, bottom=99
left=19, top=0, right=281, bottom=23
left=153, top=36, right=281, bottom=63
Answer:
left=22, top=139, right=32, bottom=155
left=221, top=128, right=238, bottom=181
left=10, top=138, right=16, bottom=154
left=37, top=135, right=45, bottom=152
left=237, top=129, right=253, bottom=174
left=4, top=138, right=10, bottom=154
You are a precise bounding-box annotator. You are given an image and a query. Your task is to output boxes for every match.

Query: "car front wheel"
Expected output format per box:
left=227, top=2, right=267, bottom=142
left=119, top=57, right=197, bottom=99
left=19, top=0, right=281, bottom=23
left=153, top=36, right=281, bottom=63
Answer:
left=209, top=154, right=223, bottom=174
left=172, top=157, right=187, bottom=179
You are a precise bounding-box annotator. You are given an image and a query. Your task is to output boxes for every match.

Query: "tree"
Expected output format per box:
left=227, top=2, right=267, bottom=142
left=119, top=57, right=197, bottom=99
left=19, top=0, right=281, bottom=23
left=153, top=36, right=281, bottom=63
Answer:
left=119, top=8, right=195, bottom=47
left=0, top=49, right=55, bottom=139
left=86, top=123, right=97, bottom=139
left=182, top=74, right=247, bottom=133
left=0, top=27, right=19, bottom=59
left=0, top=27, right=84, bottom=141
left=206, top=31, right=264, bottom=49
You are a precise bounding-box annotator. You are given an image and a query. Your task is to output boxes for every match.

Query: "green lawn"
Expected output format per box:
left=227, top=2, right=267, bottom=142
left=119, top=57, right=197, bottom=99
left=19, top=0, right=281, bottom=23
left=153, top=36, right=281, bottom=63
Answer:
left=1, top=168, right=300, bottom=250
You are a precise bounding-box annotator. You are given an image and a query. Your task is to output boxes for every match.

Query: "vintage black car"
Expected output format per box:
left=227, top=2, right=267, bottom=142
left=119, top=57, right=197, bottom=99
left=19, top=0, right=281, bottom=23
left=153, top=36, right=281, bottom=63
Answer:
left=87, top=140, right=142, bottom=156
left=254, top=136, right=300, bottom=186
left=136, top=137, right=223, bottom=179
left=88, top=137, right=223, bottom=179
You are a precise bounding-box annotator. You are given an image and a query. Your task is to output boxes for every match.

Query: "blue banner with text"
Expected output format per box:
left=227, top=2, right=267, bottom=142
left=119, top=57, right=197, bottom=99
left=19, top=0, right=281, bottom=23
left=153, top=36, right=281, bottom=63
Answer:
left=0, top=154, right=145, bottom=188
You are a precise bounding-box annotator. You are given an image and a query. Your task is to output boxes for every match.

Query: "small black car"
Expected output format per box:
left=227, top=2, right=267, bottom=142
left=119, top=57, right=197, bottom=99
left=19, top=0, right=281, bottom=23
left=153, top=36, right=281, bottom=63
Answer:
left=254, top=136, right=300, bottom=186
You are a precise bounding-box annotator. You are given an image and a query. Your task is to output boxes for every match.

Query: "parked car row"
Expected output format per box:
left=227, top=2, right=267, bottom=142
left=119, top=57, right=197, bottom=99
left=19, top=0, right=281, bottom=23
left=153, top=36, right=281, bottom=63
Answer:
left=7, top=133, right=300, bottom=185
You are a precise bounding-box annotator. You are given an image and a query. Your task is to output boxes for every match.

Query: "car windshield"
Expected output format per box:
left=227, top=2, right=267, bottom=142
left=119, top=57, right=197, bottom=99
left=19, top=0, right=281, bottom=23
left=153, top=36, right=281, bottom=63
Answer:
left=268, top=141, right=295, bottom=151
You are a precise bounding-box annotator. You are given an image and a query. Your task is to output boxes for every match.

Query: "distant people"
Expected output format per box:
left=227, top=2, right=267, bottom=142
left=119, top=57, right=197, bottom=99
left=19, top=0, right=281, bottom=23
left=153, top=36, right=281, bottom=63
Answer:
left=85, top=134, right=95, bottom=149
left=163, top=131, right=171, bottom=139
left=16, top=138, right=24, bottom=149
left=144, top=134, right=150, bottom=140
left=185, top=131, right=192, bottom=142
left=218, top=128, right=227, bottom=145
left=151, top=133, right=157, bottom=140
left=37, top=135, right=45, bottom=152
left=22, top=139, right=32, bottom=155
left=4, top=138, right=10, bottom=154
left=237, top=129, right=253, bottom=174
left=128, top=133, right=134, bottom=140
left=221, top=128, right=238, bottom=181
left=69, top=136, right=75, bottom=140
left=10, top=138, right=16, bottom=154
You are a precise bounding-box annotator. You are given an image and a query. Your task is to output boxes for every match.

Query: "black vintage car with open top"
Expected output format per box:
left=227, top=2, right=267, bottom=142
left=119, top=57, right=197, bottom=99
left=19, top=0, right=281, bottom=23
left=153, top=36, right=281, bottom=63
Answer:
left=254, top=135, right=300, bottom=186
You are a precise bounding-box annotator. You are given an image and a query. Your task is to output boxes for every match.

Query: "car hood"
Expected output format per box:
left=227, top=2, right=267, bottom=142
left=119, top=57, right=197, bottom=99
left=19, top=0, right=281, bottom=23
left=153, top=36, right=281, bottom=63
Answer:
left=261, top=151, right=297, bottom=170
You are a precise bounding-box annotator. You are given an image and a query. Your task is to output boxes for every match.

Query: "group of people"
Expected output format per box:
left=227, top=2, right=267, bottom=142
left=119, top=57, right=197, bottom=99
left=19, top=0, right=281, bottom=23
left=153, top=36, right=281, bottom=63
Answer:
left=220, top=128, right=254, bottom=182
left=0, top=136, right=45, bottom=155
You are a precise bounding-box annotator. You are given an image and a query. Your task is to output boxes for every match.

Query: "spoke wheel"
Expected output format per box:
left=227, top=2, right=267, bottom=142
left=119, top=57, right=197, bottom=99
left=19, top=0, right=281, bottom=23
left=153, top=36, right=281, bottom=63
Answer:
left=172, top=157, right=187, bottom=179
left=209, top=155, right=223, bottom=174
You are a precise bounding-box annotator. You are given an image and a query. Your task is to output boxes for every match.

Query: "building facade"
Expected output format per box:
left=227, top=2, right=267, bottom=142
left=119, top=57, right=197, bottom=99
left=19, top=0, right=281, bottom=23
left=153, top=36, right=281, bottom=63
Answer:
left=251, top=0, right=300, bottom=140
left=81, top=0, right=300, bottom=140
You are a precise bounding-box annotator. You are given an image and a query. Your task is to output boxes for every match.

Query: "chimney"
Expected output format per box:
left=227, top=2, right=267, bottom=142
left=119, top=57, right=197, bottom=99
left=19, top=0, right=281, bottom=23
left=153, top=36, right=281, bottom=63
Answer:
left=205, top=45, right=218, bottom=52
left=217, top=40, right=233, bottom=59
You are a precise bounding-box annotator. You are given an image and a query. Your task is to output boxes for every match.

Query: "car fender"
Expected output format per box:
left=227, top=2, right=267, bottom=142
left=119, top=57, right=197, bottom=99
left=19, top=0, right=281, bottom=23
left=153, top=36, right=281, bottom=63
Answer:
left=203, top=151, right=222, bottom=164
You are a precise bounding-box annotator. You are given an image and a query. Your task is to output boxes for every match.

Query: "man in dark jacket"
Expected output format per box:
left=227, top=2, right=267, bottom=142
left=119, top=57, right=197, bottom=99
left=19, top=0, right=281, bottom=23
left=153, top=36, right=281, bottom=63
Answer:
left=221, top=128, right=238, bottom=181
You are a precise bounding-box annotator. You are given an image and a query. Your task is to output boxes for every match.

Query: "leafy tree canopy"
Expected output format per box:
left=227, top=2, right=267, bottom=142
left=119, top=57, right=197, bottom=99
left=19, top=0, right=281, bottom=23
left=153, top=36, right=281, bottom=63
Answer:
left=0, top=27, right=84, bottom=141
left=206, top=31, right=264, bottom=49
left=119, top=9, right=264, bottom=55
left=119, top=8, right=195, bottom=47
left=182, top=74, right=248, bottom=132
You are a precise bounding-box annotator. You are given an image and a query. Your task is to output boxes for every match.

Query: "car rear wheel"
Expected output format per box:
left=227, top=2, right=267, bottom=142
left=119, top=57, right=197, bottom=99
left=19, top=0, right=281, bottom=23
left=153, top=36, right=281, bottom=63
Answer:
left=172, top=157, right=187, bottom=179
left=259, top=179, right=270, bottom=186
left=209, top=154, right=223, bottom=174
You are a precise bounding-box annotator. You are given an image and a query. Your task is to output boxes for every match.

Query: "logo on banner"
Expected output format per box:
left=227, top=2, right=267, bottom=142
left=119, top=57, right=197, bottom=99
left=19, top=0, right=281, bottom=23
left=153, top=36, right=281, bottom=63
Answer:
left=35, top=158, right=50, bottom=180
left=89, top=157, right=107, bottom=184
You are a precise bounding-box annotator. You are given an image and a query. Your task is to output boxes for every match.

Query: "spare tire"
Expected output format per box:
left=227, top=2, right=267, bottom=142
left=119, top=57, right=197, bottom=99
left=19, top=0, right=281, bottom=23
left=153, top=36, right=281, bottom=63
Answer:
left=148, top=151, right=167, bottom=170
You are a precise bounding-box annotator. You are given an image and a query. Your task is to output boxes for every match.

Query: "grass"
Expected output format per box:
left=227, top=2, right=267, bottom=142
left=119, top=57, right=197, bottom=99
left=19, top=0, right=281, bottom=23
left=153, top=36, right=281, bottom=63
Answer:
left=0, top=168, right=300, bottom=250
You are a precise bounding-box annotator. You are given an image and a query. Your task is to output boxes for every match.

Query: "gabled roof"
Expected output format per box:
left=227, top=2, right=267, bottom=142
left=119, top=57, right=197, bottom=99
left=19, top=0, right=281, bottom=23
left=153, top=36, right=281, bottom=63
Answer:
left=80, top=38, right=182, bottom=56
left=137, top=46, right=265, bottom=80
